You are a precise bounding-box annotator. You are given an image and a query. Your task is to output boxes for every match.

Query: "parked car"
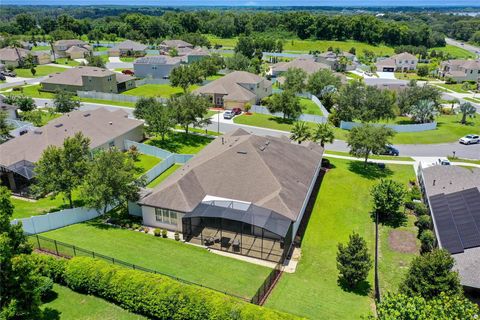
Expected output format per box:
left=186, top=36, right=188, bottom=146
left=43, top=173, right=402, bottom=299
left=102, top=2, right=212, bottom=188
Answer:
left=232, top=107, right=242, bottom=115
left=122, top=69, right=134, bottom=75
left=2, top=70, right=16, bottom=77
left=459, top=134, right=480, bottom=145
left=0, top=74, right=5, bottom=81
left=438, top=158, right=451, bottom=166
left=223, top=110, right=235, bottom=119
left=382, top=145, right=399, bottom=156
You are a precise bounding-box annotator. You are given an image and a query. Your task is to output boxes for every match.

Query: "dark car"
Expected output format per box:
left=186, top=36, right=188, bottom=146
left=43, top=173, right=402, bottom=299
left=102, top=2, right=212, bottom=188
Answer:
left=2, top=70, right=16, bottom=77
left=0, top=74, right=5, bottom=81
left=232, top=107, right=242, bottom=115
left=382, top=145, right=399, bottom=156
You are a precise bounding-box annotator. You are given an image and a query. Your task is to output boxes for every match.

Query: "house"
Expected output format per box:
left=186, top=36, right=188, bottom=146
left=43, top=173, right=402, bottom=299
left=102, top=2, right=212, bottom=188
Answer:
left=376, top=52, right=418, bottom=72
left=269, top=57, right=330, bottom=77
left=0, top=47, right=30, bottom=67
left=315, top=51, right=358, bottom=71
left=181, top=47, right=210, bottom=64
left=108, top=40, right=147, bottom=57
left=133, top=56, right=182, bottom=79
left=53, top=39, right=91, bottom=58
left=40, top=66, right=136, bottom=93
left=32, top=51, right=51, bottom=65
left=0, top=108, right=144, bottom=192
left=439, top=59, right=480, bottom=83
left=418, top=164, right=480, bottom=290
left=158, top=40, right=194, bottom=55
left=365, top=78, right=409, bottom=91
left=194, top=71, right=272, bottom=109
left=137, top=129, right=324, bottom=262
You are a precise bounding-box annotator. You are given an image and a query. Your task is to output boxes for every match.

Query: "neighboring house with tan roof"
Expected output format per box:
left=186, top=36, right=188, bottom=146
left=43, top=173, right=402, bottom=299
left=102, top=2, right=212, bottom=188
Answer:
left=108, top=40, right=147, bottom=57
left=194, top=71, right=272, bottom=109
left=158, top=39, right=194, bottom=54
left=137, top=128, right=323, bottom=262
left=376, top=52, right=418, bottom=72
left=0, top=107, right=144, bottom=192
left=65, top=45, right=91, bottom=59
left=133, top=56, right=182, bottom=79
left=269, top=57, right=330, bottom=77
left=0, top=47, right=30, bottom=67
left=53, top=39, right=91, bottom=58
left=40, top=66, right=136, bottom=93
left=315, top=51, right=358, bottom=71
left=439, top=59, right=480, bottom=83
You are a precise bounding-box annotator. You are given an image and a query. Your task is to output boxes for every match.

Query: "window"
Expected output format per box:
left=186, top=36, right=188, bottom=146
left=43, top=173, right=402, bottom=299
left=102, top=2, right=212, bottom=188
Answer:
left=155, top=208, right=178, bottom=225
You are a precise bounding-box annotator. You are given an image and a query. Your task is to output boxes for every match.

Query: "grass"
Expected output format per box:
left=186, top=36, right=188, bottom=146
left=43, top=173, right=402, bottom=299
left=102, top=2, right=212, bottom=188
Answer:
left=41, top=284, right=145, bottom=319
left=122, top=84, right=200, bottom=98
left=54, top=58, right=80, bottom=67
left=434, top=83, right=471, bottom=93
left=32, top=46, right=51, bottom=52
left=429, top=44, right=476, bottom=59
left=94, top=46, right=110, bottom=52
left=14, top=66, right=67, bottom=78
left=300, top=97, right=322, bottom=116
left=448, top=157, right=480, bottom=165
left=120, top=57, right=135, bottom=62
left=394, top=72, right=436, bottom=82
left=205, top=74, right=223, bottom=81
left=324, top=150, right=414, bottom=161
left=146, top=132, right=213, bottom=154
left=79, top=98, right=135, bottom=108
left=234, top=113, right=480, bottom=144
left=346, top=72, right=364, bottom=80
left=147, top=164, right=181, bottom=188
left=265, top=158, right=417, bottom=319
left=134, top=154, right=161, bottom=177
left=39, top=221, right=271, bottom=299
left=464, top=97, right=480, bottom=104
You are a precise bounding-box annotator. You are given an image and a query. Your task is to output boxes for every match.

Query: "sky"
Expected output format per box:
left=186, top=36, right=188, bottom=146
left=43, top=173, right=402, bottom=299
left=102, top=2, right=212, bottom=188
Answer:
left=2, top=0, right=479, bottom=6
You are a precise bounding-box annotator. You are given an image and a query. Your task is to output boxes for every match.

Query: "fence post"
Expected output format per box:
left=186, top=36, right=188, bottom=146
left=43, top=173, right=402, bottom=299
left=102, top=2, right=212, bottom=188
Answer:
left=54, top=240, right=59, bottom=255
left=92, top=251, right=95, bottom=258
left=73, top=246, right=76, bottom=256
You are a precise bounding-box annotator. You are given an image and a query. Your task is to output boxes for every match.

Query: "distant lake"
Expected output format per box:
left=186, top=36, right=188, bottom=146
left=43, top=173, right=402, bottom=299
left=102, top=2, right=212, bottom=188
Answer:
left=2, top=0, right=479, bottom=7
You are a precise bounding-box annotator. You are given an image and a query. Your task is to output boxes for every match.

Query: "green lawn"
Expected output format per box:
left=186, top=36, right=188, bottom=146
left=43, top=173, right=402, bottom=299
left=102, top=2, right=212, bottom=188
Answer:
left=19, top=110, right=62, bottom=127
left=54, top=58, right=80, bottom=67
left=206, top=74, right=223, bottom=81
left=39, top=221, right=271, bottom=299
left=448, top=157, right=480, bottom=165
left=464, top=97, right=480, bottom=104
left=14, top=66, right=67, bottom=78
left=11, top=191, right=83, bottom=220
left=394, top=72, right=436, bottom=82
left=120, top=57, right=135, bottom=62
left=300, top=98, right=322, bottom=116
left=79, top=98, right=135, bottom=108
left=434, top=83, right=471, bottom=93
left=266, top=158, right=417, bottom=319
left=122, top=84, right=199, bottom=98
left=32, top=46, right=51, bottom=52
left=134, top=154, right=161, bottom=177
left=41, top=284, right=145, bottom=319
left=234, top=113, right=480, bottom=144
left=345, top=72, right=364, bottom=80
left=324, top=150, right=414, bottom=161
left=94, top=46, right=110, bottom=52
left=429, top=44, right=476, bottom=59
left=147, top=164, right=181, bottom=188
left=146, top=132, right=213, bottom=154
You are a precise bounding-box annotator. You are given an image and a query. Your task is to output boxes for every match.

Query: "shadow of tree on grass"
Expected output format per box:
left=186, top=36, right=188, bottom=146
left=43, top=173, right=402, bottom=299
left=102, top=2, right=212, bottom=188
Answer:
left=348, top=161, right=393, bottom=180
left=338, top=278, right=372, bottom=297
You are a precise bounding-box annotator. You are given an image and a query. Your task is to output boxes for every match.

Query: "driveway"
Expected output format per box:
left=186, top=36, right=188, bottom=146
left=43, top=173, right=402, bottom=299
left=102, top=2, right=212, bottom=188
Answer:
left=0, top=76, right=47, bottom=90
left=106, top=57, right=133, bottom=70
left=376, top=72, right=397, bottom=79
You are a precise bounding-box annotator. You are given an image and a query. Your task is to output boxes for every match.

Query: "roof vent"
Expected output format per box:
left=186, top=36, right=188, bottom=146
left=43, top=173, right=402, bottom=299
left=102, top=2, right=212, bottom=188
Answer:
left=109, top=121, right=113, bottom=125
left=54, top=123, right=63, bottom=128
left=259, top=145, right=266, bottom=151
left=83, top=113, right=91, bottom=117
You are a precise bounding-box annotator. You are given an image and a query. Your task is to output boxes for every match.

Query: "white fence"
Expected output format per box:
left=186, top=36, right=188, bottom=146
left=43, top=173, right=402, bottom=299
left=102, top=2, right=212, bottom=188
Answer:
left=77, top=91, right=167, bottom=104
left=340, top=121, right=438, bottom=132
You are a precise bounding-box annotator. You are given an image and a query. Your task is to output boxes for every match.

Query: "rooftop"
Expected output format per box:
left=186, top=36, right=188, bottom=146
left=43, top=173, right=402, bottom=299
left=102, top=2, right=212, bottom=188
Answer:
left=41, top=66, right=124, bottom=87
left=0, top=47, right=30, bottom=61
left=271, top=57, right=330, bottom=74
left=112, top=40, right=147, bottom=51
left=134, top=55, right=182, bottom=65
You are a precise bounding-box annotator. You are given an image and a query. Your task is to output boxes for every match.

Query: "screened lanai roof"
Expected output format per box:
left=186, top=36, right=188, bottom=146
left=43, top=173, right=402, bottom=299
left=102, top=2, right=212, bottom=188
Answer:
left=183, top=200, right=292, bottom=238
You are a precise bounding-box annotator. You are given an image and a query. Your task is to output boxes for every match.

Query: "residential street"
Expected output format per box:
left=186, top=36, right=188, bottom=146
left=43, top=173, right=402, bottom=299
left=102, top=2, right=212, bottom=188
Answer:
left=445, top=38, right=480, bottom=57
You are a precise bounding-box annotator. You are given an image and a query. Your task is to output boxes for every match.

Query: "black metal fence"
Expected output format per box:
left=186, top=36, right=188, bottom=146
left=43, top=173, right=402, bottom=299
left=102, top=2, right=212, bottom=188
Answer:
left=250, top=263, right=283, bottom=305
left=30, top=234, right=250, bottom=303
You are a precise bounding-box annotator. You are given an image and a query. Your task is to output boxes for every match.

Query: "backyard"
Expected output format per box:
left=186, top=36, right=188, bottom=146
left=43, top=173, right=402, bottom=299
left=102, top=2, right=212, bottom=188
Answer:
left=121, top=84, right=200, bottom=98
left=265, top=158, right=418, bottom=319
left=147, top=164, right=182, bottom=188
left=145, top=131, right=213, bottom=154
left=14, top=66, right=68, bottom=78
left=300, top=97, right=322, bottom=116
left=38, top=221, right=271, bottom=299
left=54, top=58, right=81, bottom=67
left=41, top=284, right=145, bottom=319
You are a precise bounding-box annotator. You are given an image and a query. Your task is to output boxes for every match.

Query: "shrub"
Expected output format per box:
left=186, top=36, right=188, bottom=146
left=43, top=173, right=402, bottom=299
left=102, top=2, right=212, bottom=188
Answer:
left=154, top=228, right=161, bottom=237
left=63, top=257, right=297, bottom=319
left=408, top=185, right=422, bottom=201
left=144, top=227, right=149, bottom=233
left=38, top=276, right=54, bottom=300
left=404, top=200, right=415, bottom=210
left=31, top=254, right=67, bottom=283
left=174, top=231, right=180, bottom=241
left=132, top=223, right=140, bottom=230
left=416, top=215, right=432, bottom=235
left=124, top=223, right=130, bottom=229
left=162, top=229, right=168, bottom=238
left=420, top=229, right=436, bottom=254
left=413, top=202, right=428, bottom=216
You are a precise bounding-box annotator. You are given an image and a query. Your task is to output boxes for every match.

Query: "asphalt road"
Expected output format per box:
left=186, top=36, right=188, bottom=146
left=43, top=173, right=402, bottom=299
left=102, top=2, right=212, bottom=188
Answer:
left=33, top=98, right=480, bottom=160
left=445, top=38, right=480, bottom=57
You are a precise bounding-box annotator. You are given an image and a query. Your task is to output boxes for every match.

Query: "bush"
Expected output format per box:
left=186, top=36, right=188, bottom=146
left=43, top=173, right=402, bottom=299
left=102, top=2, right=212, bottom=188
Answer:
left=174, top=231, right=180, bottom=241
left=413, top=202, right=428, bottom=216
left=420, top=229, right=436, bottom=254
left=408, top=185, right=422, bottom=201
left=62, top=257, right=297, bottom=319
left=31, top=254, right=67, bottom=283
left=132, top=223, right=140, bottom=230
left=162, top=229, right=168, bottom=238
left=144, top=227, right=149, bottom=233
left=38, top=276, right=54, bottom=300
left=153, top=228, right=161, bottom=237
left=416, top=215, right=432, bottom=235
left=405, top=200, right=415, bottom=210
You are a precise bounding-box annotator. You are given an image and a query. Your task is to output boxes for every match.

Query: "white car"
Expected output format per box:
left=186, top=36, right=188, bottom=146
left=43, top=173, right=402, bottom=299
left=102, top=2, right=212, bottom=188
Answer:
left=459, top=134, right=480, bottom=145
left=223, top=110, right=235, bottom=119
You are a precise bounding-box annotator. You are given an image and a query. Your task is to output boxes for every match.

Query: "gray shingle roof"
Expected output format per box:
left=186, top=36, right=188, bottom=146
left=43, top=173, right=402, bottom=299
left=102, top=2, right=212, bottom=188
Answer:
left=41, top=66, right=129, bottom=87
left=112, top=40, right=147, bottom=51
left=272, top=58, right=330, bottom=74
left=134, top=55, right=182, bottom=65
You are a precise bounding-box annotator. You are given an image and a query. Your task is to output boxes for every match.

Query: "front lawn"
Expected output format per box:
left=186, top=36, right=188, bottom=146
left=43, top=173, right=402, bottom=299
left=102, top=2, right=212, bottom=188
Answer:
left=429, top=44, right=476, bottom=59
left=79, top=98, right=136, bottom=108
left=434, top=83, right=471, bottom=93
left=300, top=98, right=322, bottom=116
left=32, top=46, right=51, bottom=52
left=394, top=72, right=436, bottom=82
left=122, top=84, right=199, bottom=98
left=14, top=66, right=68, bottom=78
left=145, top=132, right=213, bottom=154
left=41, top=284, right=145, bottom=319
left=54, top=58, right=80, bottom=67
left=147, top=164, right=181, bottom=188
left=265, top=158, right=417, bottom=319
left=39, top=221, right=271, bottom=299
left=120, top=57, right=135, bottom=62
left=1, top=84, right=55, bottom=99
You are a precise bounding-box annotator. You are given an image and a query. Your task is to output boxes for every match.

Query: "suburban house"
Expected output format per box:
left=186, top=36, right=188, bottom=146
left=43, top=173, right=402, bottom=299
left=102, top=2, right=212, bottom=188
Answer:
left=1, top=95, right=34, bottom=139
left=439, top=59, right=480, bottom=83
left=194, top=71, right=272, bottom=109
left=158, top=39, right=194, bottom=55
left=53, top=39, right=92, bottom=58
left=0, top=108, right=144, bottom=192
left=136, top=129, right=324, bottom=262
left=40, top=66, right=136, bottom=93
left=375, top=52, right=418, bottom=72
left=133, top=56, right=182, bottom=79
left=418, top=164, right=480, bottom=291
left=0, top=47, right=50, bottom=67
left=269, top=57, right=330, bottom=78
left=315, top=51, right=358, bottom=71
left=33, top=51, right=52, bottom=65
left=108, top=40, right=147, bottom=57
left=181, top=47, right=210, bottom=64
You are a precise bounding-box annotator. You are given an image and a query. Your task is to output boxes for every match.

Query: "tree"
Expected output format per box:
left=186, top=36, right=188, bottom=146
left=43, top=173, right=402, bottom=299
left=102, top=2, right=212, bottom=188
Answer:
left=397, top=81, right=441, bottom=114
left=34, top=132, right=91, bottom=208
left=306, top=69, right=342, bottom=98
left=0, top=111, right=13, bottom=143
left=169, top=47, right=178, bottom=57
left=6, top=95, right=36, bottom=112
left=457, top=102, right=476, bottom=125
left=142, top=99, right=175, bottom=141
left=359, top=86, right=396, bottom=123
left=283, top=68, right=307, bottom=94
left=312, top=122, right=334, bottom=147
left=82, top=148, right=142, bottom=214
left=371, top=179, right=407, bottom=224
left=347, top=124, right=395, bottom=166
left=417, top=65, right=429, bottom=77
left=169, top=64, right=203, bottom=93
left=225, top=52, right=252, bottom=72
left=419, top=229, right=436, bottom=254
left=290, top=121, right=311, bottom=144
left=401, top=249, right=462, bottom=300
left=30, top=67, right=36, bottom=77
left=336, top=232, right=372, bottom=289
left=410, top=100, right=438, bottom=124
left=335, top=81, right=365, bottom=122
left=265, top=91, right=302, bottom=120
left=168, top=93, right=210, bottom=134
left=377, top=292, right=479, bottom=320
left=86, top=54, right=106, bottom=68
left=319, top=85, right=338, bottom=111
left=53, top=90, right=80, bottom=113
left=0, top=186, right=43, bottom=319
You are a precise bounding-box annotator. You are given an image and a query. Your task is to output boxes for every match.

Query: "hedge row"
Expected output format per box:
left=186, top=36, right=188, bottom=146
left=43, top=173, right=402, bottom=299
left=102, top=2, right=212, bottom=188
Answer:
left=32, top=254, right=300, bottom=320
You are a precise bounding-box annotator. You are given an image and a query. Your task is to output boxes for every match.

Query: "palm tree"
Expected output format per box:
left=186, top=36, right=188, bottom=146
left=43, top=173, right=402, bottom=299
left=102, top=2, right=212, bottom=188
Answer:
left=457, top=102, right=476, bottom=125
left=312, top=122, right=335, bottom=147
left=410, top=100, right=438, bottom=124
left=450, top=98, right=460, bottom=113
left=290, top=121, right=311, bottom=144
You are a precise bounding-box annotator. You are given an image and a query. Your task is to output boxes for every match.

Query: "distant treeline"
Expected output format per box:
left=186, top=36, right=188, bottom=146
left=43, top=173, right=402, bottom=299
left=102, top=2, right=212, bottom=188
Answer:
left=1, top=6, right=478, bottom=47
